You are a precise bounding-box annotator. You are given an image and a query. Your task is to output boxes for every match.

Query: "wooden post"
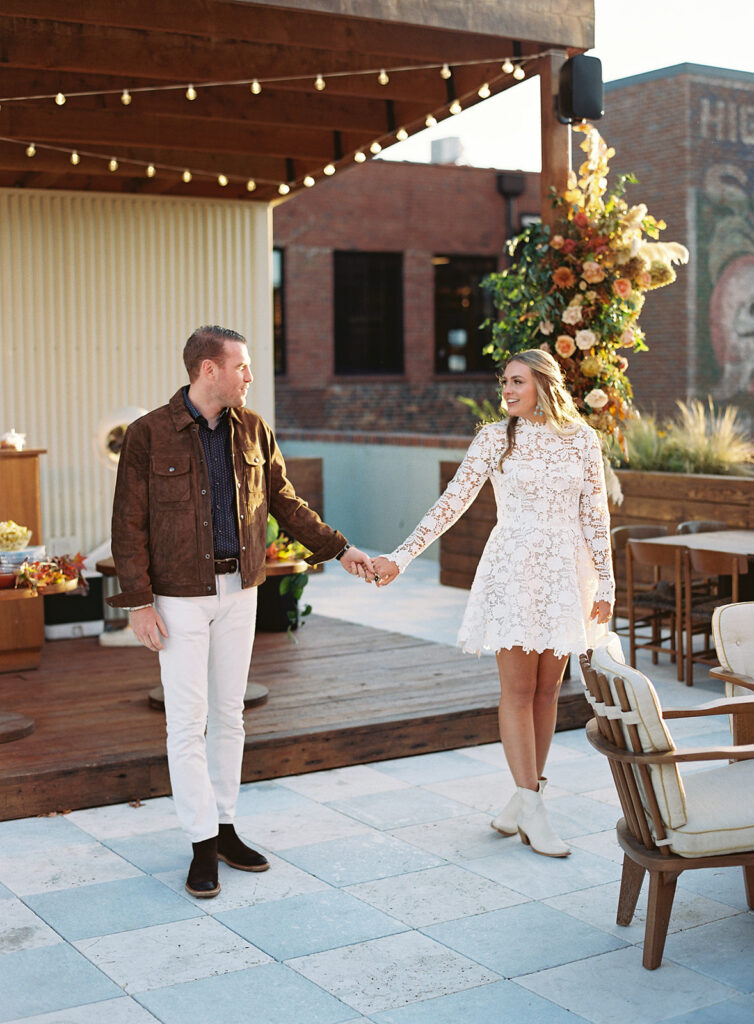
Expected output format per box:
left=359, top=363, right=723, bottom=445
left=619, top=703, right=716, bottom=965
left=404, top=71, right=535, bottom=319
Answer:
left=539, top=51, right=571, bottom=229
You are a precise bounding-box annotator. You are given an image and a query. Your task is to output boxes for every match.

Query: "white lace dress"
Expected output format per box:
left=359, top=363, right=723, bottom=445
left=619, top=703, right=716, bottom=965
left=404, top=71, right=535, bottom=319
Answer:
left=387, top=419, right=615, bottom=658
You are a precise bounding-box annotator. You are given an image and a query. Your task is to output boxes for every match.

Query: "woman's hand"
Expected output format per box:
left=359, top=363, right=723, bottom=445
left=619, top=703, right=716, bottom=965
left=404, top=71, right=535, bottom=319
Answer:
left=590, top=600, right=612, bottom=624
left=373, top=556, right=399, bottom=587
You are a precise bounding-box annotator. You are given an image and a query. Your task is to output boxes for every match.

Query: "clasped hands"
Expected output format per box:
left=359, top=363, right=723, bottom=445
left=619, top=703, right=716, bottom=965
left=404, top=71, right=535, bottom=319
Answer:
left=339, top=548, right=399, bottom=587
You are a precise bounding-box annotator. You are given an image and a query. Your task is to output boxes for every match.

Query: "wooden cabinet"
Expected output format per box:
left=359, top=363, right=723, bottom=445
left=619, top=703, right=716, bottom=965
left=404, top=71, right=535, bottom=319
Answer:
left=0, top=449, right=46, bottom=672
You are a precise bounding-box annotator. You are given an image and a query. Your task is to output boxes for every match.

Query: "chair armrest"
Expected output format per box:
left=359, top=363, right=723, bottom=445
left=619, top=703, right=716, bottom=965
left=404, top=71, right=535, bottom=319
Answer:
left=606, top=743, right=754, bottom=765
left=709, top=667, right=754, bottom=691
left=663, top=696, right=754, bottom=719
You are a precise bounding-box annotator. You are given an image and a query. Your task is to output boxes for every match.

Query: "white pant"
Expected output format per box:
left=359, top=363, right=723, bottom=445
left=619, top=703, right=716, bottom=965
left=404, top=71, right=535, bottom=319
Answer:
left=155, top=572, right=257, bottom=842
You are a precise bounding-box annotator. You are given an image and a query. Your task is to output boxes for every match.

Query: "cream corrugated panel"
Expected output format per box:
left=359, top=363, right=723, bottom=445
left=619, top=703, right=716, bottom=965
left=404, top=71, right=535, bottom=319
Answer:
left=0, top=188, right=273, bottom=554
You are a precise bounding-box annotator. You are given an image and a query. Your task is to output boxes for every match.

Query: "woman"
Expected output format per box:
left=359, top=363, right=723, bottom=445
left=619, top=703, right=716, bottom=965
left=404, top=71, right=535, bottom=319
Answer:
left=374, top=349, right=614, bottom=858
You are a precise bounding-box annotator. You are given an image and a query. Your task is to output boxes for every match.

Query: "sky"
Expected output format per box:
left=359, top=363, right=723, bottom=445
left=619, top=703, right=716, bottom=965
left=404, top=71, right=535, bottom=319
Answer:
left=380, top=0, right=754, bottom=171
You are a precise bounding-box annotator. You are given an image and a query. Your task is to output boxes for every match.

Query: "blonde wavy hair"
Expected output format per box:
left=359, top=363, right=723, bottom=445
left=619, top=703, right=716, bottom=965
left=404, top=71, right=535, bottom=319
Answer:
left=499, top=349, right=584, bottom=467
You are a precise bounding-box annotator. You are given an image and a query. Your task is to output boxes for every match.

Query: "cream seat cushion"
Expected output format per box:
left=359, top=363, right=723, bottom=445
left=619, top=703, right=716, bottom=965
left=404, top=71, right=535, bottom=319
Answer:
left=666, top=759, right=754, bottom=857
left=712, top=602, right=754, bottom=699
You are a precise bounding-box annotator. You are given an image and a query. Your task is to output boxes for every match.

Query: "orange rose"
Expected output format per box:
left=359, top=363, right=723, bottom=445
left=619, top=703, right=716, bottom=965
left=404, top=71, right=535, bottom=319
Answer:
left=613, top=278, right=632, bottom=300
left=550, top=235, right=565, bottom=250
left=555, top=335, right=576, bottom=358
left=553, top=267, right=576, bottom=289
left=619, top=327, right=636, bottom=348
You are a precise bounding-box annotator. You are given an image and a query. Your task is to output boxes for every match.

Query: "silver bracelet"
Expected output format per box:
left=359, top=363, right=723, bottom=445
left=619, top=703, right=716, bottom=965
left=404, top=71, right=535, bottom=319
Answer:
left=125, top=604, right=153, bottom=612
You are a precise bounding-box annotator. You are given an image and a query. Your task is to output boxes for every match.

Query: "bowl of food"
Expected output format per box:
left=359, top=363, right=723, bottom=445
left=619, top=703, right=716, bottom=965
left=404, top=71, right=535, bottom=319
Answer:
left=0, top=571, right=17, bottom=589
left=0, top=520, right=32, bottom=552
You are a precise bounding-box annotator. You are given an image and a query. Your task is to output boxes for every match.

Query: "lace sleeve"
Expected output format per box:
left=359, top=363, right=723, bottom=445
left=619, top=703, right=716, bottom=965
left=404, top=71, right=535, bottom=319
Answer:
left=579, top=427, right=615, bottom=605
left=386, top=427, right=495, bottom=573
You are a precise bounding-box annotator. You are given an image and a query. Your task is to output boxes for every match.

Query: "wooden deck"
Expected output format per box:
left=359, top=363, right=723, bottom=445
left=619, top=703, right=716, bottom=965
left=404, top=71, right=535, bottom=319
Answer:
left=0, top=615, right=590, bottom=821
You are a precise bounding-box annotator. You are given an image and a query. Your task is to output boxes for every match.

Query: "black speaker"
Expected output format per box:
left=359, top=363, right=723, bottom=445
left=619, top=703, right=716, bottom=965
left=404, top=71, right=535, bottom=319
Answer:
left=557, top=55, right=604, bottom=123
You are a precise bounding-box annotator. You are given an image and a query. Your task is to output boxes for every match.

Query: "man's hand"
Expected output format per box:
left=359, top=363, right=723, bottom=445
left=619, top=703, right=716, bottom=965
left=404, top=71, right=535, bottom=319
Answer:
left=373, top=556, right=399, bottom=587
left=339, top=546, right=376, bottom=581
left=590, top=600, right=612, bottom=625
left=130, top=606, right=169, bottom=651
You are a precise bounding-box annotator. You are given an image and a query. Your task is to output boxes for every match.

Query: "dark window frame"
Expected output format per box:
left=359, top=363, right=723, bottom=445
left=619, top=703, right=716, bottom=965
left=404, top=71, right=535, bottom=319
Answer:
left=333, top=250, right=404, bottom=375
left=433, top=254, right=498, bottom=375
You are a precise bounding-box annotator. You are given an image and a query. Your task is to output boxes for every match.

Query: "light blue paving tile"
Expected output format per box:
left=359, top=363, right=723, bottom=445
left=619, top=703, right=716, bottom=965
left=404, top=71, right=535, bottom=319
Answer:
left=0, top=943, right=121, bottom=1022
left=545, top=794, right=622, bottom=838
left=135, top=962, right=356, bottom=1024
left=370, top=751, right=494, bottom=784
left=545, top=728, right=592, bottom=753
left=26, top=874, right=203, bottom=941
left=328, top=788, right=473, bottom=830
left=0, top=881, right=11, bottom=898
left=278, top=832, right=445, bottom=886
left=677, top=866, right=752, bottom=911
left=217, top=888, right=407, bottom=959
left=371, top=979, right=586, bottom=1023
left=545, top=756, right=614, bottom=793
left=0, top=815, right=95, bottom=854
left=422, top=902, right=626, bottom=977
left=14, top=996, right=162, bottom=1022
left=234, top=780, right=319, bottom=816
left=104, top=828, right=191, bottom=874
left=465, top=842, right=622, bottom=900
left=664, top=993, right=754, bottom=1023
left=664, top=914, right=754, bottom=991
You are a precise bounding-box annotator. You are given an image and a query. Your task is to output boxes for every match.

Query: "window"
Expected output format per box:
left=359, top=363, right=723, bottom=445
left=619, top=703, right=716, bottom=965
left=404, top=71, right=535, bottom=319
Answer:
left=434, top=255, right=497, bottom=374
left=334, top=251, right=403, bottom=374
left=273, top=247, right=285, bottom=375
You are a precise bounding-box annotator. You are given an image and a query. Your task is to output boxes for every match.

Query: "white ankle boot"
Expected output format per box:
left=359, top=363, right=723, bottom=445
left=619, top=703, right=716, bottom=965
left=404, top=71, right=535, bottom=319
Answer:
left=491, top=777, right=547, bottom=836
left=516, top=782, right=570, bottom=858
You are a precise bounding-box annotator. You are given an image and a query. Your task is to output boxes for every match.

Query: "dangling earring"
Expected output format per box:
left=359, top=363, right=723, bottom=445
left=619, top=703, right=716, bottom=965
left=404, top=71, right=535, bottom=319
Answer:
left=534, top=400, right=544, bottom=418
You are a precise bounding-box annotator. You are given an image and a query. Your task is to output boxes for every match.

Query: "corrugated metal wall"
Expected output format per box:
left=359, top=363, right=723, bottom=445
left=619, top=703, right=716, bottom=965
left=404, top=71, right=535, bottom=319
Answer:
left=0, top=188, right=273, bottom=555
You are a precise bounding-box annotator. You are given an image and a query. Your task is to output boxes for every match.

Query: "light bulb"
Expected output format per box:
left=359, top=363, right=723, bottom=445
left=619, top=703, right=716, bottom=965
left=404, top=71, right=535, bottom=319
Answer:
left=378, top=69, right=389, bottom=86
left=369, top=141, right=382, bottom=154
left=25, top=143, right=36, bottom=157
left=250, top=80, right=261, bottom=95
left=478, top=83, right=491, bottom=99
left=440, top=64, right=452, bottom=80
left=502, top=59, right=514, bottom=74
left=218, top=174, right=228, bottom=187
left=146, top=164, right=156, bottom=178
left=314, top=75, right=325, bottom=91
left=278, top=183, right=290, bottom=195
left=303, top=175, right=315, bottom=187
left=246, top=179, right=256, bottom=191
left=513, top=65, right=525, bottom=80
left=449, top=100, right=462, bottom=115
left=425, top=114, right=437, bottom=127
left=396, top=127, right=408, bottom=141
left=323, top=163, right=336, bottom=176
left=182, top=169, right=192, bottom=183
left=55, top=92, right=66, bottom=106
left=186, top=85, right=197, bottom=101
left=120, top=90, right=132, bottom=105
left=70, top=151, right=80, bottom=165
left=108, top=158, right=118, bottom=172
left=354, top=150, right=366, bottom=163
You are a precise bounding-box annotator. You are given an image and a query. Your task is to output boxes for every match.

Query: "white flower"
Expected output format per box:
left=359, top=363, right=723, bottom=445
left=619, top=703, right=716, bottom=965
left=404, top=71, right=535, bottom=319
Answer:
left=562, top=305, right=582, bottom=325
left=539, top=319, right=554, bottom=336
left=585, top=387, right=609, bottom=410
left=575, top=329, right=597, bottom=350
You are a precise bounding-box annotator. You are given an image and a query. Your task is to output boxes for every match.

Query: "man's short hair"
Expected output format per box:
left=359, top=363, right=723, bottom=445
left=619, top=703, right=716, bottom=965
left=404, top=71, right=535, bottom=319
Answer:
left=183, top=325, right=246, bottom=381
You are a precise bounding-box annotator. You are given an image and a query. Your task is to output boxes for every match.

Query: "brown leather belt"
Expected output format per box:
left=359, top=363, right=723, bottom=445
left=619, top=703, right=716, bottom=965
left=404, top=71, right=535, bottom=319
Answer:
left=214, top=557, right=238, bottom=574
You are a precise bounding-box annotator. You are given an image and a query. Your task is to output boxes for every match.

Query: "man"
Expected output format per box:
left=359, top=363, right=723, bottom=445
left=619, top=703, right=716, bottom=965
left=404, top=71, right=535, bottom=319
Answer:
left=108, top=325, right=374, bottom=898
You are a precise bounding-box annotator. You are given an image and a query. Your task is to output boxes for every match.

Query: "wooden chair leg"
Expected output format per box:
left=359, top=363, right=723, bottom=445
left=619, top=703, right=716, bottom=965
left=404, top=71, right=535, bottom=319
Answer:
left=643, top=870, right=680, bottom=970
left=743, top=865, right=754, bottom=911
left=617, top=855, right=645, bottom=927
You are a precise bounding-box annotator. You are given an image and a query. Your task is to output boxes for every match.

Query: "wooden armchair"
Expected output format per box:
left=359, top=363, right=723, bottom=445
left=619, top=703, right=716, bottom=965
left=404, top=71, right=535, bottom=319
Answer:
left=610, top=524, right=669, bottom=635
left=711, top=603, right=754, bottom=748
left=626, top=538, right=684, bottom=680
left=580, top=632, right=754, bottom=969
left=683, top=548, right=748, bottom=687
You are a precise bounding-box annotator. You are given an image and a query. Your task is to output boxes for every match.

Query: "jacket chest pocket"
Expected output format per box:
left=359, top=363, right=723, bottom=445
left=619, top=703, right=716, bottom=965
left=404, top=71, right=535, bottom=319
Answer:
left=241, top=447, right=266, bottom=494
left=151, top=455, right=191, bottom=504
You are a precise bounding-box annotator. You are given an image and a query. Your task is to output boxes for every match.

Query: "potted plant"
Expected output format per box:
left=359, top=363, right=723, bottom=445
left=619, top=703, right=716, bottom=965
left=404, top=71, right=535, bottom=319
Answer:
left=255, top=515, right=313, bottom=633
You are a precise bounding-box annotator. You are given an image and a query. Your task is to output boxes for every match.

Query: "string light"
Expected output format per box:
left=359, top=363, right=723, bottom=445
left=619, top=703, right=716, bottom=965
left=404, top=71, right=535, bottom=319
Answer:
left=182, top=169, right=192, bottom=182
left=323, top=163, right=336, bottom=175
left=378, top=69, right=389, bottom=86
left=369, top=141, right=382, bottom=154
left=246, top=179, right=256, bottom=191
left=25, top=143, right=36, bottom=157
left=440, top=64, right=452, bottom=80
left=120, top=90, right=132, bottom=106
left=250, top=80, right=261, bottom=95
left=303, top=175, right=315, bottom=187
left=146, top=164, right=156, bottom=177
left=185, top=85, right=197, bottom=101
left=354, top=150, right=366, bottom=163
left=502, top=59, right=514, bottom=74
left=217, top=174, right=228, bottom=186
left=449, top=100, right=462, bottom=115
left=70, top=151, right=80, bottom=165
left=478, top=82, right=491, bottom=99
left=425, top=114, right=437, bottom=127
left=395, top=127, right=408, bottom=141
left=278, top=183, right=290, bottom=195
left=314, top=75, right=326, bottom=91
left=513, top=65, right=525, bottom=80
left=55, top=92, right=66, bottom=106
left=108, top=158, right=118, bottom=172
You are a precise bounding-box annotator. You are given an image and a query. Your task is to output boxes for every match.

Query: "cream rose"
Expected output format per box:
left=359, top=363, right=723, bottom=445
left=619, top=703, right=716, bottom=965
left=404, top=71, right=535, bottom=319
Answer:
left=550, top=234, right=565, bottom=250
left=539, top=319, right=554, bottom=336
left=581, top=261, right=606, bottom=284
left=561, top=305, right=582, bottom=325
left=619, top=327, right=636, bottom=348
left=575, top=329, right=597, bottom=350
left=585, top=388, right=609, bottom=409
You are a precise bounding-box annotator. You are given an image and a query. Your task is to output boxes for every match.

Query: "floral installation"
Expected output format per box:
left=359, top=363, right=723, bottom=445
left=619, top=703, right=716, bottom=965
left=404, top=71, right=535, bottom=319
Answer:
left=481, top=124, right=689, bottom=456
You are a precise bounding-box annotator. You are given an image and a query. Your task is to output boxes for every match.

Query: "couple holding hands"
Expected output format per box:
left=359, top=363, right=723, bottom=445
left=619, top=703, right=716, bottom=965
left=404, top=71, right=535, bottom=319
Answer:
left=110, top=326, right=613, bottom=898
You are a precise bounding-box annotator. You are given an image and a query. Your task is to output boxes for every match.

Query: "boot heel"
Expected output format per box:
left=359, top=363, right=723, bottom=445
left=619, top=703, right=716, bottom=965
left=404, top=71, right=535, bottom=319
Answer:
left=517, top=826, right=531, bottom=846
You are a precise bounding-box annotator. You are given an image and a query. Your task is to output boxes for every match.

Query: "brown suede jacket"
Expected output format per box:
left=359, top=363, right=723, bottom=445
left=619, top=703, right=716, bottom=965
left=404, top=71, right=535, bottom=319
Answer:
left=107, top=389, right=347, bottom=608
